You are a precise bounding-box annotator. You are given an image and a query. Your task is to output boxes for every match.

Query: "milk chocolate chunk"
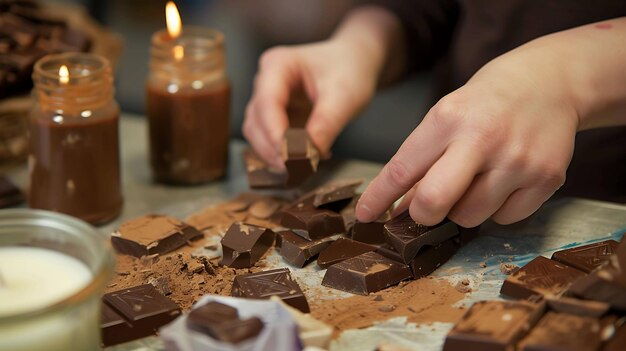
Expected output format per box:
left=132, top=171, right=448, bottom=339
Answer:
left=0, top=175, right=24, bottom=208
left=321, top=251, right=412, bottom=295
left=243, top=148, right=287, bottom=189
left=111, top=215, right=203, bottom=257
left=276, top=230, right=333, bottom=267
left=383, top=210, right=459, bottom=263
left=545, top=296, right=610, bottom=317
left=317, top=237, right=377, bottom=269
left=219, top=222, right=275, bottom=268
left=312, top=178, right=362, bottom=207
left=280, top=203, right=345, bottom=240
left=282, top=128, right=319, bottom=187
left=443, top=300, right=544, bottom=351
left=410, top=238, right=459, bottom=278
left=500, top=256, right=586, bottom=300
left=567, top=268, right=626, bottom=311
left=551, top=240, right=619, bottom=273
left=186, top=302, right=264, bottom=344
left=517, top=312, right=602, bottom=351
left=101, top=284, right=181, bottom=346
left=231, top=268, right=310, bottom=313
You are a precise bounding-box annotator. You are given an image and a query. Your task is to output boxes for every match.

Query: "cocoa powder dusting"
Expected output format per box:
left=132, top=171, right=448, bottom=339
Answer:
left=310, top=277, right=466, bottom=332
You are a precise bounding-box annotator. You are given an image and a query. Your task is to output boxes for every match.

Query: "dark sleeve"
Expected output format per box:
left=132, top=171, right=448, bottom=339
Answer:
left=368, top=0, right=460, bottom=73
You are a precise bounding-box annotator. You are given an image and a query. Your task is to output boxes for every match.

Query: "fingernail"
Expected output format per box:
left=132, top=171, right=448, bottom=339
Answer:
left=356, top=201, right=375, bottom=223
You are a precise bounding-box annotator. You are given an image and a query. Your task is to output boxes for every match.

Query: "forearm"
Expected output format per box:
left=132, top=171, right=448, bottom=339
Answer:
left=331, top=6, right=408, bottom=86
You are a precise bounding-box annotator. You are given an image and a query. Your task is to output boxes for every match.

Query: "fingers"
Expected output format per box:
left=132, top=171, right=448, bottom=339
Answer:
left=407, top=143, right=484, bottom=225
left=491, top=176, right=563, bottom=225
left=355, top=116, right=448, bottom=222
left=392, top=185, right=417, bottom=217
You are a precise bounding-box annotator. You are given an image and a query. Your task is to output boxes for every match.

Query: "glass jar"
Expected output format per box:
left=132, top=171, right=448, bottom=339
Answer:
left=146, top=26, right=231, bottom=185
left=0, top=209, right=115, bottom=351
left=28, top=53, right=123, bottom=225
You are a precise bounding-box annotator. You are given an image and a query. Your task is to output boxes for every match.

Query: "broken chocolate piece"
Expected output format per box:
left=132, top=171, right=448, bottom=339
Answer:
left=443, top=300, right=544, bottom=351
left=101, top=284, right=181, bottom=347
left=0, top=175, right=24, bottom=208
left=351, top=207, right=392, bottom=245
left=567, top=268, right=626, bottom=311
left=500, top=256, right=586, bottom=300
left=517, top=311, right=602, bottom=351
left=321, top=251, right=412, bottom=295
left=410, top=238, right=459, bottom=278
left=375, top=243, right=405, bottom=263
left=186, top=301, right=264, bottom=344
left=243, top=148, right=287, bottom=189
left=312, top=178, right=362, bottom=207
left=231, top=268, right=310, bottom=313
left=282, top=128, right=319, bottom=187
left=219, top=222, right=275, bottom=268
left=317, top=237, right=377, bottom=269
left=111, top=215, right=203, bottom=257
left=545, top=296, right=610, bottom=317
left=383, top=210, right=459, bottom=263
left=551, top=240, right=618, bottom=273
left=276, top=230, right=333, bottom=267
left=458, top=225, right=481, bottom=246
left=281, top=203, right=345, bottom=240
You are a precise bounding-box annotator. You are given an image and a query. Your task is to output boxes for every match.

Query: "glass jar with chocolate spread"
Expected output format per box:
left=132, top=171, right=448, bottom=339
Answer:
left=146, top=27, right=230, bottom=185
left=29, top=53, right=122, bottom=225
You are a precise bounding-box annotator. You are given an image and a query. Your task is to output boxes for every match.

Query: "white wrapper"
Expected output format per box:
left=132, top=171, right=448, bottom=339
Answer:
left=160, top=295, right=302, bottom=351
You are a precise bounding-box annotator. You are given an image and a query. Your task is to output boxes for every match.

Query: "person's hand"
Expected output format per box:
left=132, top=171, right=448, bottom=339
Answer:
left=356, top=38, right=583, bottom=227
left=243, top=40, right=378, bottom=167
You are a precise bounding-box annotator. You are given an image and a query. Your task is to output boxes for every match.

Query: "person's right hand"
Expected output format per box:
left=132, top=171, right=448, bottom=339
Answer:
left=243, top=40, right=379, bottom=168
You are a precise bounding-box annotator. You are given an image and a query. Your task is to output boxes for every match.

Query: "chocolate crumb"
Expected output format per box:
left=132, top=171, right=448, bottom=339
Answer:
left=499, top=262, right=519, bottom=275
left=372, top=295, right=384, bottom=301
left=479, top=262, right=487, bottom=268
left=378, top=304, right=396, bottom=313
left=455, top=280, right=472, bottom=293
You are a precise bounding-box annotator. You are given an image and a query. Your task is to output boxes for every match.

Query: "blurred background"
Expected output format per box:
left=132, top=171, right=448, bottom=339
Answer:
left=52, top=0, right=432, bottom=163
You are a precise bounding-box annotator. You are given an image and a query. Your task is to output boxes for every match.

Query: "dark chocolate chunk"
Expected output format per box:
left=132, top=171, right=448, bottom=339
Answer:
left=312, top=178, right=362, bottom=207
left=280, top=202, right=345, bottom=240
left=458, top=225, right=481, bottom=246
left=282, top=128, right=319, bottom=187
left=567, top=268, right=626, bottom=311
left=317, top=237, right=377, bottom=269
left=375, top=243, right=405, bottom=263
left=551, top=240, right=619, bottom=273
left=231, top=268, right=310, bottom=313
left=443, top=300, right=544, bottom=351
left=219, top=222, right=275, bottom=268
left=545, top=296, right=610, bottom=317
left=517, top=311, right=602, bottom=351
left=321, top=251, right=412, bottom=295
left=0, top=175, right=24, bottom=208
left=276, top=230, right=333, bottom=267
left=351, top=207, right=392, bottom=245
left=111, top=215, right=204, bottom=258
left=410, top=238, right=459, bottom=278
left=340, top=194, right=359, bottom=232
left=101, top=284, right=181, bottom=347
left=384, top=210, right=459, bottom=263
left=186, top=301, right=264, bottom=344
left=243, top=148, right=287, bottom=189
left=500, top=256, right=586, bottom=300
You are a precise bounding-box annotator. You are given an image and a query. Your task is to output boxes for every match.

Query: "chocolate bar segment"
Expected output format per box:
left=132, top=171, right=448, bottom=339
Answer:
left=410, top=238, right=459, bottom=278
left=231, top=268, right=310, bottom=313
left=384, top=210, right=459, bottom=263
left=243, top=148, right=287, bottom=189
left=101, top=284, right=181, bottom=347
left=317, top=237, right=377, bottom=269
left=186, top=301, right=263, bottom=344
left=219, top=222, right=275, bottom=268
left=312, top=178, right=362, bottom=207
left=566, top=268, right=626, bottom=311
left=321, top=251, right=412, bottom=295
left=517, top=312, right=602, bottom=351
left=545, top=296, right=609, bottom=317
left=443, top=300, right=544, bottom=351
left=282, top=128, right=319, bottom=187
left=500, top=256, right=586, bottom=300
left=276, top=230, right=333, bottom=267
left=551, top=240, right=618, bottom=273
left=281, top=203, right=345, bottom=240
left=111, top=215, right=203, bottom=257
left=351, top=207, right=392, bottom=245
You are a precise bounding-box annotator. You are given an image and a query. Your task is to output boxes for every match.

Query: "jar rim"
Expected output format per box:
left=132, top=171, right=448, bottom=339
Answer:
left=151, top=26, right=225, bottom=50
left=0, top=209, right=115, bottom=323
left=33, top=52, right=111, bottom=83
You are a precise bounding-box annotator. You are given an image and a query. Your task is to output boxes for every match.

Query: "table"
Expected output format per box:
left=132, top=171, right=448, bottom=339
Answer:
left=6, top=115, right=626, bottom=351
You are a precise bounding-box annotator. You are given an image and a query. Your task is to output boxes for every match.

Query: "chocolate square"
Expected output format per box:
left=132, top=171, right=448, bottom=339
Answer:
left=219, top=222, right=275, bottom=268
left=276, top=230, right=333, bottom=267
left=517, top=312, right=602, bottom=351
left=280, top=202, right=345, bottom=240
left=317, top=237, right=377, bottom=269
left=231, top=268, right=310, bottom=313
left=551, top=240, right=618, bottom=273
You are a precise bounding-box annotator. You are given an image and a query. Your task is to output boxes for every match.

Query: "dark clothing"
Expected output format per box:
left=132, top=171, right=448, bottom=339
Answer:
left=376, top=0, right=626, bottom=202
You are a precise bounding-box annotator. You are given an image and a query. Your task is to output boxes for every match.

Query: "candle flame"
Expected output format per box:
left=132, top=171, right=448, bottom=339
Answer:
left=59, top=65, right=69, bottom=84
left=173, top=45, right=184, bottom=61
left=166, top=1, right=182, bottom=38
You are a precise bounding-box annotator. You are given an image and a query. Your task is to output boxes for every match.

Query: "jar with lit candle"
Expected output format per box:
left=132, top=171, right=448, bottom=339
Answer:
left=28, top=52, right=123, bottom=224
left=0, top=209, right=115, bottom=351
left=146, top=1, right=231, bottom=184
